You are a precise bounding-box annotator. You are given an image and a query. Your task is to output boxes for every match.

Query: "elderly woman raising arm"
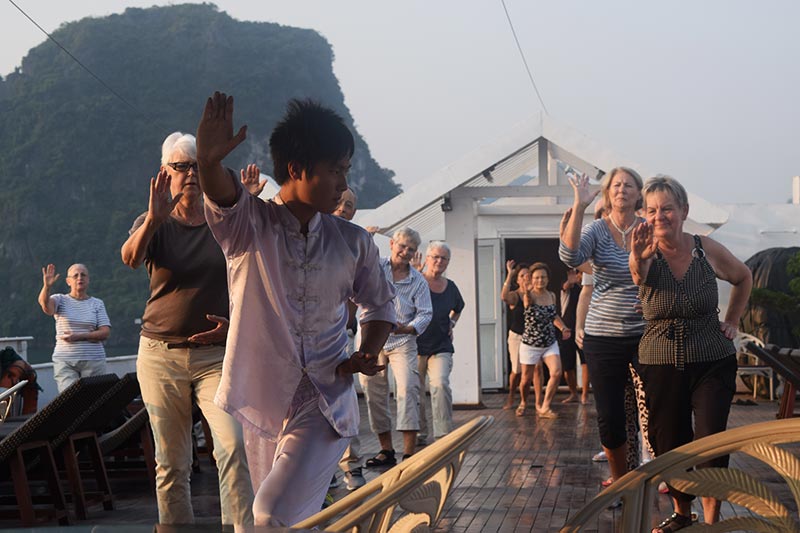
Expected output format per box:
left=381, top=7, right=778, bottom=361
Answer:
left=629, top=175, right=752, bottom=532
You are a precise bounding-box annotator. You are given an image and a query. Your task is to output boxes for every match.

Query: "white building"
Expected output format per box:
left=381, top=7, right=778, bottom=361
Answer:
left=355, top=113, right=799, bottom=406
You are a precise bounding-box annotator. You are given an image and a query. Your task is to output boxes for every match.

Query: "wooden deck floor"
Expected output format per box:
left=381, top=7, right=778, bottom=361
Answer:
left=3, top=389, right=786, bottom=530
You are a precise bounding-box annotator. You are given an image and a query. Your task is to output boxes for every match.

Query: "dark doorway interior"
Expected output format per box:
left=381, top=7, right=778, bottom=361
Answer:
left=503, top=238, right=569, bottom=388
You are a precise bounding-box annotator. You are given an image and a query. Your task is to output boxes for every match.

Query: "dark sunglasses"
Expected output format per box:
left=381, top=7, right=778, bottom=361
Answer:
left=167, top=161, right=198, bottom=172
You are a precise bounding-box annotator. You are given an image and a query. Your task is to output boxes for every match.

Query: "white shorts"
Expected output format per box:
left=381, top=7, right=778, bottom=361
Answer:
left=519, top=341, right=560, bottom=366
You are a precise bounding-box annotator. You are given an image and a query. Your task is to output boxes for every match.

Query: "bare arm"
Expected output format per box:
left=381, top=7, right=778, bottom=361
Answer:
left=61, top=325, right=111, bottom=343
left=196, top=92, right=247, bottom=207
left=501, top=260, right=520, bottom=306
left=337, top=320, right=393, bottom=376
left=575, top=283, right=593, bottom=349
left=562, top=174, right=598, bottom=251
left=121, top=170, right=182, bottom=269
left=702, top=236, right=753, bottom=338
left=38, top=264, right=59, bottom=315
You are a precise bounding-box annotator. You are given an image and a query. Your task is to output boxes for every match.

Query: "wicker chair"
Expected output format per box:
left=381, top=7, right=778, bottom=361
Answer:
left=294, top=415, right=494, bottom=533
left=0, top=373, right=119, bottom=526
left=560, top=417, right=800, bottom=532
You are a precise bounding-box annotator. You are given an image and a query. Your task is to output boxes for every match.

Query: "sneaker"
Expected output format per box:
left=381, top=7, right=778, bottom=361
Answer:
left=592, top=450, right=607, bottom=462
left=329, top=474, right=340, bottom=489
left=344, top=467, right=366, bottom=491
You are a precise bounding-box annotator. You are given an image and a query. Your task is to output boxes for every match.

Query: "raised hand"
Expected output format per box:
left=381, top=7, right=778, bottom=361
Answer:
left=365, top=226, right=381, bottom=236
left=241, top=164, right=266, bottom=196
left=196, top=92, right=247, bottom=166
left=42, top=264, right=60, bottom=288
left=410, top=251, right=423, bottom=272
left=506, top=259, right=516, bottom=274
left=630, top=222, right=658, bottom=261
left=568, top=173, right=599, bottom=209
left=559, top=208, right=573, bottom=239
left=187, top=314, right=229, bottom=345
left=148, top=169, right=182, bottom=225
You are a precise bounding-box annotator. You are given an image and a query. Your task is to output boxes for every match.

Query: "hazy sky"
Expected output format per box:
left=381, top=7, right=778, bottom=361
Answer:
left=1, top=1, right=798, bottom=204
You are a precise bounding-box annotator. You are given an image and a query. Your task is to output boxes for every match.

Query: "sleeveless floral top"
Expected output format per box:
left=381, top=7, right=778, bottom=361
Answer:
left=522, top=303, right=557, bottom=348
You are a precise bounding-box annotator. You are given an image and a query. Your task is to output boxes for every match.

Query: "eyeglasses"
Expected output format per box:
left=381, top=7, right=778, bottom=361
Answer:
left=167, top=161, right=198, bottom=173
left=428, top=255, right=450, bottom=262
left=68, top=273, right=89, bottom=279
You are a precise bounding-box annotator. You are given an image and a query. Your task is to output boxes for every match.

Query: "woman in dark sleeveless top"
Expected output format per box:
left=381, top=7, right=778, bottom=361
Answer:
left=630, top=176, right=752, bottom=532
left=501, top=261, right=542, bottom=410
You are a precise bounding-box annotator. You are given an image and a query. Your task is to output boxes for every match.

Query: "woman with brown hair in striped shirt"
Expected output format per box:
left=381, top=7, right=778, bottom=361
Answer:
left=630, top=175, right=752, bottom=532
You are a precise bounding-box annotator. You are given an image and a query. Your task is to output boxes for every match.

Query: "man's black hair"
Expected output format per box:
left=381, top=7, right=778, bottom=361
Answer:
left=269, top=99, right=355, bottom=185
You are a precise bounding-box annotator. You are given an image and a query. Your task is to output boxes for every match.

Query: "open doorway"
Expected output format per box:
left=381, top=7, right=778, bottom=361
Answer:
left=502, top=238, right=571, bottom=390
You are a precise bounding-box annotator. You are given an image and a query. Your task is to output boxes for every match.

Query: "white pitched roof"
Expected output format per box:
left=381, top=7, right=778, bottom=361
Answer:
left=355, top=113, right=728, bottom=233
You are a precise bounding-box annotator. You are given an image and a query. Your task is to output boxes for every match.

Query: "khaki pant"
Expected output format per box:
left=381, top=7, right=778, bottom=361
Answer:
left=418, top=352, right=454, bottom=440
left=137, top=337, right=254, bottom=525
left=360, top=340, right=420, bottom=433
left=53, top=359, right=107, bottom=393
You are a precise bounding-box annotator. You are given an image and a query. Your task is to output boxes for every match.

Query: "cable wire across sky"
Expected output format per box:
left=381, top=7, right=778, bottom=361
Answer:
left=500, top=0, right=549, bottom=116
left=7, top=0, right=141, bottom=115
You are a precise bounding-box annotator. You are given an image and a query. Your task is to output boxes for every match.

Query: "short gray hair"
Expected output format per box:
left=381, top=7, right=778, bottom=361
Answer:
left=642, top=175, right=689, bottom=210
left=392, top=227, right=421, bottom=247
left=426, top=240, right=451, bottom=258
left=161, top=131, right=197, bottom=166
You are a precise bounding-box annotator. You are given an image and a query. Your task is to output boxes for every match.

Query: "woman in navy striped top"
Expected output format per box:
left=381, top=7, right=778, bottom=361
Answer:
left=559, top=167, right=645, bottom=485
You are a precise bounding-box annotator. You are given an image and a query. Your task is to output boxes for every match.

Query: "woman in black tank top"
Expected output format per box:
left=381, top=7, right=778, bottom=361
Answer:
left=501, top=261, right=542, bottom=410
left=630, top=176, right=752, bottom=532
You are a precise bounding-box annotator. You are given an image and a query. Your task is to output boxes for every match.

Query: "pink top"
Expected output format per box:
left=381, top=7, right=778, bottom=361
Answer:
left=205, top=181, right=396, bottom=440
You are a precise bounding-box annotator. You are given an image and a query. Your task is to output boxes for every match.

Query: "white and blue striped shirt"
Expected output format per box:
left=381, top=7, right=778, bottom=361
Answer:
left=379, top=257, right=433, bottom=351
left=51, top=294, right=111, bottom=361
left=559, top=219, right=644, bottom=338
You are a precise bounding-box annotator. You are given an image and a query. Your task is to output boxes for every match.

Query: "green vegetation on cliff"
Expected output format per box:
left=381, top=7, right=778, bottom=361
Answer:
left=0, top=4, right=400, bottom=357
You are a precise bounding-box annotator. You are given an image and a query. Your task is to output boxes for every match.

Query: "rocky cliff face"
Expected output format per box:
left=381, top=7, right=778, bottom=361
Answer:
left=0, top=4, right=400, bottom=354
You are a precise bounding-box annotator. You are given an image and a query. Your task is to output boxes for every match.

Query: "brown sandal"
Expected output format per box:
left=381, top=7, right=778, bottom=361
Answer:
left=652, top=512, right=693, bottom=533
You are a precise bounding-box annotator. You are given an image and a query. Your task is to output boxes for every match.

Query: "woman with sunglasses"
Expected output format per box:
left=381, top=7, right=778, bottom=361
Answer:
left=121, top=132, right=253, bottom=527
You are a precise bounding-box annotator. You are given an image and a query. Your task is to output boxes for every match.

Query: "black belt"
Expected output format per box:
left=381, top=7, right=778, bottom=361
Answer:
left=166, top=341, right=225, bottom=349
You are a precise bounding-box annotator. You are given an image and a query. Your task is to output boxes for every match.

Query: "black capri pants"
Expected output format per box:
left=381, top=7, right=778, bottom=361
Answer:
left=637, top=354, right=737, bottom=502
left=583, top=334, right=640, bottom=450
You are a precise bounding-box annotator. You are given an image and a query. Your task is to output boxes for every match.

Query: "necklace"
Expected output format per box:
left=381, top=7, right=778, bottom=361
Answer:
left=607, top=214, right=636, bottom=252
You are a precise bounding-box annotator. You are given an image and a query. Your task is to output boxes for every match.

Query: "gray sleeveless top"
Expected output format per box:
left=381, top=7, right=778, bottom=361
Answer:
left=639, top=235, right=735, bottom=369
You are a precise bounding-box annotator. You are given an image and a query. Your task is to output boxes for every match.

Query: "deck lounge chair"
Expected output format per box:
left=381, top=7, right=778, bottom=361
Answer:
left=560, top=417, right=800, bottom=532
left=0, top=379, right=28, bottom=421
left=98, top=406, right=156, bottom=489
left=745, top=342, right=800, bottom=418
left=294, top=415, right=494, bottom=532
left=0, top=373, right=119, bottom=526
left=60, top=372, right=142, bottom=520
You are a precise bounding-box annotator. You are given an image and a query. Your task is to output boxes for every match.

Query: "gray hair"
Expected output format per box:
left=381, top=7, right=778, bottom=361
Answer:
left=392, top=227, right=421, bottom=247
left=642, top=175, right=689, bottom=210
left=67, top=263, right=89, bottom=276
left=601, top=167, right=643, bottom=211
left=161, top=132, right=197, bottom=166
left=426, top=240, right=451, bottom=258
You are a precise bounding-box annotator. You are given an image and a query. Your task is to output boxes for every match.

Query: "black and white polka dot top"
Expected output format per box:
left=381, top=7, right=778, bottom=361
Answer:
left=639, top=235, right=736, bottom=369
left=521, top=303, right=557, bottom=348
